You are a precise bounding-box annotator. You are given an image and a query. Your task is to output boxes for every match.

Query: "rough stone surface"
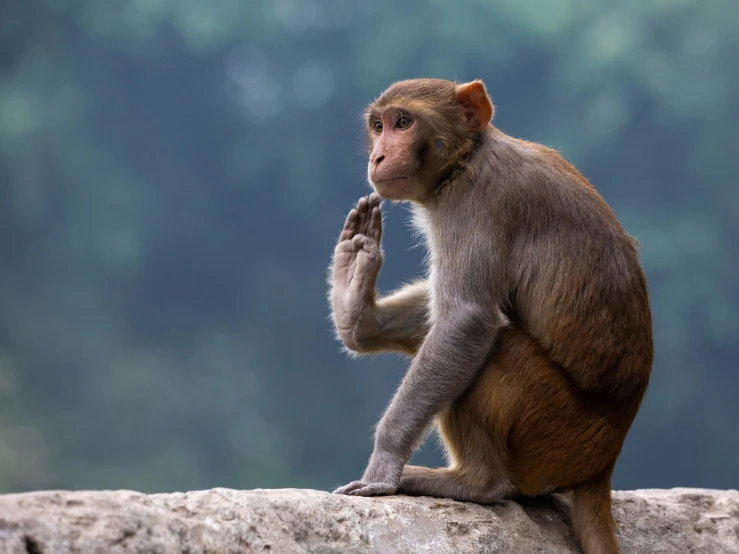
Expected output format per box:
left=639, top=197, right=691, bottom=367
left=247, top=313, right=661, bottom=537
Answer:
left=0, top=487, right=737, bottom=553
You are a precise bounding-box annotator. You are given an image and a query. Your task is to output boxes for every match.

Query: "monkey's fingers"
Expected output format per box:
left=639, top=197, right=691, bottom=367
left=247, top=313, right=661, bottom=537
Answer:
left=348, top=482, right=397, bottom=497
left=334, top=239, right=358, bottom=256
left=332, top=481, right=366, bottom=495
left=356, top=196, right=370, bottom=234
left=339, top=209, right=359, bottom=242
left=351, top=234, right=382, bottom=258
left=369, top=206, right=382, bottom=243
left=368, top=192, right=380, bottom=210
left=351, top=233, right=371, bottom=251
left=351, top=233, right=382, bottom=271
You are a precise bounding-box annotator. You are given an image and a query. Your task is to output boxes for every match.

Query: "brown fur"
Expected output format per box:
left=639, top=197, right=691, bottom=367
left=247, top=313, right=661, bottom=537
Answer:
left=329, top=78, right=653, bottom=554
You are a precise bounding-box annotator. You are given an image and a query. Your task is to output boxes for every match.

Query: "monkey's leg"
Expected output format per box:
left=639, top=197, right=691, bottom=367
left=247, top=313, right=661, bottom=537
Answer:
left=488, top=326, right=622, bottom=554
left=334, top=307, right=504, bottom=497
left=395, top=377, right=519, bottom=503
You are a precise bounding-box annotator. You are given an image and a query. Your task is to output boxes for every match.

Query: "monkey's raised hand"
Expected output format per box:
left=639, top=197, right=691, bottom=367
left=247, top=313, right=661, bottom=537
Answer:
left=331, top=193, right=384, bottom=350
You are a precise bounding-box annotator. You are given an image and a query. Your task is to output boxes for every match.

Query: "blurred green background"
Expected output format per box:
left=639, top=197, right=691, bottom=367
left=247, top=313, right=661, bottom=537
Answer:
left=0, top=0, right=737, bottom=495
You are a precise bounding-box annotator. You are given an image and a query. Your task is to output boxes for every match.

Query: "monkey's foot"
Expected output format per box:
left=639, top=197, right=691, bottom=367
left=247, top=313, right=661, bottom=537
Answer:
left=332, top=481, right=398, bottom=497
left=398, top=465, right=513, bottom=504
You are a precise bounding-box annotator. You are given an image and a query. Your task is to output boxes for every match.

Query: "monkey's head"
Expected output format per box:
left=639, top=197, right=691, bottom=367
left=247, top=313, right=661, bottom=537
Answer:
left=365, top=78, right=494, bottom=202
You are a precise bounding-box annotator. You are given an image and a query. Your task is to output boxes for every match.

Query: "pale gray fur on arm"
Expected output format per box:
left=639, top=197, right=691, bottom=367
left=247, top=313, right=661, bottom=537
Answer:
left=330, top=194, right=429, bottom=357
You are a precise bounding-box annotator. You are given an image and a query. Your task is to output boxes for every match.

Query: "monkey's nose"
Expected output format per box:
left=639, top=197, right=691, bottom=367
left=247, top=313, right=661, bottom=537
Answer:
left=372, top=154, right=385, bottom=167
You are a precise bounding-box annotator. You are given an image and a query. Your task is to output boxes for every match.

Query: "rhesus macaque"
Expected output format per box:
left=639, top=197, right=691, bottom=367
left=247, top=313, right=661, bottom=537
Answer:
left=329, top=78, right=652, bottom=554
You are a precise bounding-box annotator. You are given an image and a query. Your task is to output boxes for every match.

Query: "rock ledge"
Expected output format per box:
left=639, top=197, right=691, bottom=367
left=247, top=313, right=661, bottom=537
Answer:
left=0, top=487, right=737, bottom=553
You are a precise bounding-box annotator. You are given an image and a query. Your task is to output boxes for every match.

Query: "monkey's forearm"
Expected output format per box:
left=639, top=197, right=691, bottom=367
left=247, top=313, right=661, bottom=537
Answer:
left=331, top=194, right=431, bottom=356
left=354, top=280, right=429, bottom=356
left=362, top=305, right=500, bottom=483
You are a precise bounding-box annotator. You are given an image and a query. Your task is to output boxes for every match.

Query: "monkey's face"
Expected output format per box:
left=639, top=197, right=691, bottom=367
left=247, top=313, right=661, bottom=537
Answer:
left=365, top=79, right=494, bottom=203
left=365, top=106, right=430, bottom=202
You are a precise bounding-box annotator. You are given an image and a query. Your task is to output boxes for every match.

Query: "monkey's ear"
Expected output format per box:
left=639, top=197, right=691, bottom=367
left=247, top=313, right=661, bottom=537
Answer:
left=455, top=80, right=494, bottom=132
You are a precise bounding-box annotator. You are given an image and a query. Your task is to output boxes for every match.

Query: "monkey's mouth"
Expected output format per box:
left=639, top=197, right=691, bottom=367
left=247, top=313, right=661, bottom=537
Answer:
left=374, top=176, right=408, bottom=183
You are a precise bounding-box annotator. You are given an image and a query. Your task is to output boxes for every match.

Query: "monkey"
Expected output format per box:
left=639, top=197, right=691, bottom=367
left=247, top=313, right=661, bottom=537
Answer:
left=329, top=78, right=653, bottom=554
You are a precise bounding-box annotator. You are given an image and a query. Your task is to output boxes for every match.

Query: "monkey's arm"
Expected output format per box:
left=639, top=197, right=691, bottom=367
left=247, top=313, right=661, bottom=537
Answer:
left=331, top=194, right=429, bottom=356
left=350, top=280, right=429, bottom=356
left=335, top=303, right=502, bottom=496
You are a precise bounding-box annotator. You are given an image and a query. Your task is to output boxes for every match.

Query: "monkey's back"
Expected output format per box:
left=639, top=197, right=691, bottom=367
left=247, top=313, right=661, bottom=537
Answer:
left=492, top=133, right=653, bottom=404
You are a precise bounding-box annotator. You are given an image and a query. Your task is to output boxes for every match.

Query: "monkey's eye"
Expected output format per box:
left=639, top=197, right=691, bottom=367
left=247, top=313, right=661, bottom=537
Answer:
left=373, top=120, right=383, bottom=133
left=396, top=115, right=412, bottom=129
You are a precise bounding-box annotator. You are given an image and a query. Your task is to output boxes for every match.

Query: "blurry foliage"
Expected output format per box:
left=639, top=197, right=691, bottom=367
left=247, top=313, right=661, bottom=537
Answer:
left=0, top=0, right=737, bottom=493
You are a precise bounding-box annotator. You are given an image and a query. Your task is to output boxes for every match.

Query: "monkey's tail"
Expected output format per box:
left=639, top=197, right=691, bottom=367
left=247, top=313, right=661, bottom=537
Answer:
left=571, top=473, right=619, bottom=554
